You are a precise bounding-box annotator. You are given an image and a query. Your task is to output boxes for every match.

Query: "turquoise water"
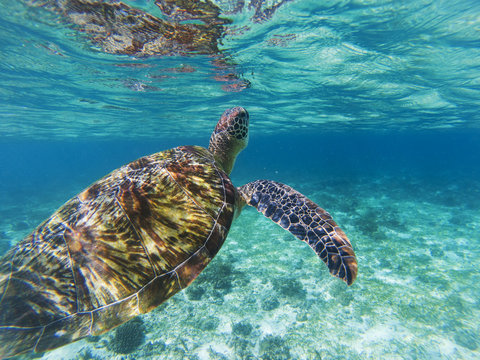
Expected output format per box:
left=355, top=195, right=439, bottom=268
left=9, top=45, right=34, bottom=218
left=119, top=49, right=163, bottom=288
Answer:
left=1, top=0, right=480, bottom=359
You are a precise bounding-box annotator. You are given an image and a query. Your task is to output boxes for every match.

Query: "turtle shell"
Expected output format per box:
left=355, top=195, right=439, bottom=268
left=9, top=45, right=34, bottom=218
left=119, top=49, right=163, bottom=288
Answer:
left=0, top=145, right=236, bottom=358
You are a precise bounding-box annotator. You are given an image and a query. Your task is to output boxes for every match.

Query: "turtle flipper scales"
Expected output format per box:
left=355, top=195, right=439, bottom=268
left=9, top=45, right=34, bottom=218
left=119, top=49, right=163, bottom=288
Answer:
left=238, top=180, right=357, bottom=285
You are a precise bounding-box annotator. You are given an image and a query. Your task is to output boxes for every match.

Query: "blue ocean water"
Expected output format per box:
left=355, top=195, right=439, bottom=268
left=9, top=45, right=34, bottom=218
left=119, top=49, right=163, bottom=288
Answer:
left=1, top=0, right=480, bottom=359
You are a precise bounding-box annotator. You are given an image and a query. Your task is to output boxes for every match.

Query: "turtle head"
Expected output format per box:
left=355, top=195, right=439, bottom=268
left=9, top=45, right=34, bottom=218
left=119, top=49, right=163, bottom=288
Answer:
left=208, top=106, right=249, bottom=175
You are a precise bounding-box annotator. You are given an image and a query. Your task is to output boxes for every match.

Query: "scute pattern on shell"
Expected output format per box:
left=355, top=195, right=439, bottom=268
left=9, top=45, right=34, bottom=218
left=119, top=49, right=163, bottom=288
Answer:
left=239, top=180, right=357, bottom=285
left=0, top=145, right=235, bottom=358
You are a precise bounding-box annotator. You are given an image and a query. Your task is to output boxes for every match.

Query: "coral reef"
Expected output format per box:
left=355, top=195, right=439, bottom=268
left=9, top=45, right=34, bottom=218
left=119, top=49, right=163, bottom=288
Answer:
left=232, top=320, right=253, bottom=337
left=186, top=285, right=206, bottom=301
left=259, top=335, right=291, bottom=360
left=261, top=296, right=280, bottom=311
left=197, top=316, right=220, bottom=331
left=229, top=335, right=255, bottom=359
left=108, top=317, right=146, bottom=354
left=272, top=277, right=306, bottom=300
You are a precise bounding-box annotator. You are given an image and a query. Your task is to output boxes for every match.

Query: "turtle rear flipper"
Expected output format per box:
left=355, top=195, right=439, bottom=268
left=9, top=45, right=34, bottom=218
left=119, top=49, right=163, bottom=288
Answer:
left=238, top=180, right=357, bottom=285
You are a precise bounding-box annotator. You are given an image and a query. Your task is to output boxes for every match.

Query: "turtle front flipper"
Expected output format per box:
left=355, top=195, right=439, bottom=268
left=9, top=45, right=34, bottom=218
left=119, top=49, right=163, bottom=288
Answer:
left=238, top=180, right=357, bottom=285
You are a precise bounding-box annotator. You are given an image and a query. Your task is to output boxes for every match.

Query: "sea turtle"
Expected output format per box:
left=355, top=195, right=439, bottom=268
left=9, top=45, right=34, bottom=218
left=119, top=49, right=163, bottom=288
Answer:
left=0, top=107, right=357, bottom=358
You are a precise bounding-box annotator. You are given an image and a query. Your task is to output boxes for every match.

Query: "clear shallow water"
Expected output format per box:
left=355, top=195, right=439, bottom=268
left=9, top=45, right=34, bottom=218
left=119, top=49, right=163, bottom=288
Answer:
left=1, top=0, right=480, bottom=359
left=1, top=0, right=480, bottom=139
